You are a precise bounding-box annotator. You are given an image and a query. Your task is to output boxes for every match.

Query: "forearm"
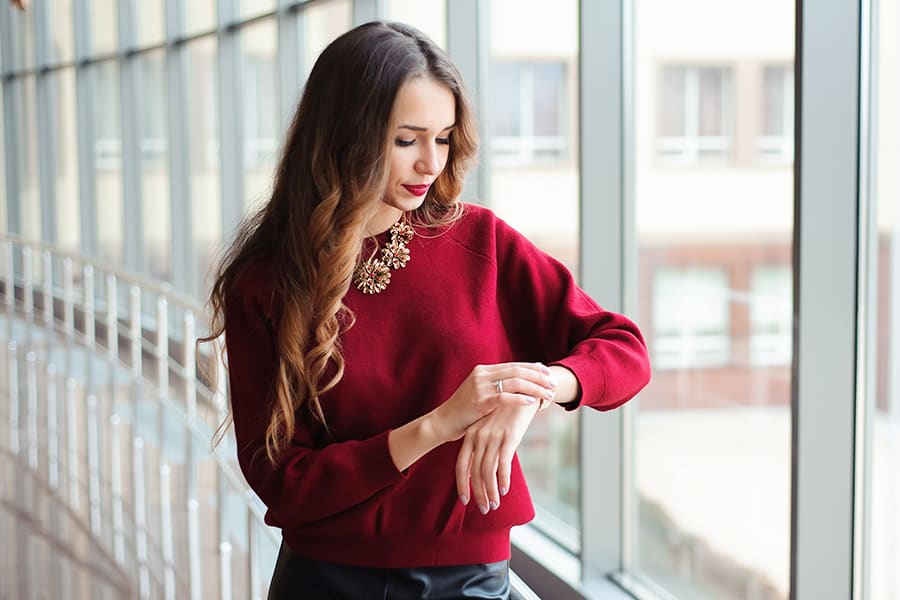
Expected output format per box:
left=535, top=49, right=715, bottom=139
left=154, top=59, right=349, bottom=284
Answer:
left=387, top=413, right=449, bottom=472
left=548, top=365, right=580, bottom=406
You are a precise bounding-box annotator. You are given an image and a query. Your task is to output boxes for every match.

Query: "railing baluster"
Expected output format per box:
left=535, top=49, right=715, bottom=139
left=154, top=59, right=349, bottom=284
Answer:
left=161, top=463, right=175, bottom=600
left=183, top=310, right=203, bottom=600
left=110, top=414, right=126, bottom=566
left=157, top=296, right=175, bottom=600
left=42, top=251, right=53, bottom=327
left=63, top=259, right=74, bottom=339
left=26, top=351, right=38, bottom=471
left=157, top=296, right=169, bottom=395
left=66, top=377, right=79, bottom=511
left=47, top=363, right=59, bottom=491
left=184, top=312, right=196, bottom=420
left=249, top=510, right=260, bottom=600
left=3, top=241, right=13, bottom=309
left=107, top=274, right=118, bottom=360
left=86, top=394, right=102, bottom=537
left=22, top=246, right=33, bottom=321
left=134, top=437, right=150, bottom=599
left=83, top=265, right=95, bottom=348
left=8, top=341, right=19, bottom=455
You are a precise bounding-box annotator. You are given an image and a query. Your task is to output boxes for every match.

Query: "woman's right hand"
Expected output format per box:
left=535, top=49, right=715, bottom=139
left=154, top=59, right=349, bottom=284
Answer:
left=429, top=363, right=557, bottom=443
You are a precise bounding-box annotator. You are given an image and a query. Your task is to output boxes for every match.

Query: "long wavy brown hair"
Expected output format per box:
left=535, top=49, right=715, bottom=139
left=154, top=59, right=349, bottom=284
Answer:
left=202, top=22, right=479, bottom=463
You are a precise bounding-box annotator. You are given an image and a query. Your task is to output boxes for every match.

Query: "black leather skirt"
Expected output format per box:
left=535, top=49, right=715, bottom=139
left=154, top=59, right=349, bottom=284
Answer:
left=267, top=542, right=511, bottom=599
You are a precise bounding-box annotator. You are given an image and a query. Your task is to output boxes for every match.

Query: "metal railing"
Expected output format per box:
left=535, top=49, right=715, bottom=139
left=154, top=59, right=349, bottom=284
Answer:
left=1, top=234, right=278, bottom=600
left=0, top=234, right=542, bottom=600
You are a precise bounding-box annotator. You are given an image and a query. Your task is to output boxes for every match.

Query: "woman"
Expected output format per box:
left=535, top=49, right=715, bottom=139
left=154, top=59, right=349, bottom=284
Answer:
left=205, top=21, right=650, bottom=599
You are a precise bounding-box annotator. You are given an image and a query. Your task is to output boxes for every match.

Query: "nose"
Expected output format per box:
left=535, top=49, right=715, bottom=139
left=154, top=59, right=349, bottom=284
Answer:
left=416, top=143, right=441, bottom=176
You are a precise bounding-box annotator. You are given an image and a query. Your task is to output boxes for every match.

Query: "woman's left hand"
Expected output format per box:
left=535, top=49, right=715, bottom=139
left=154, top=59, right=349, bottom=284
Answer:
left=455, top=404, right=539, bottom=515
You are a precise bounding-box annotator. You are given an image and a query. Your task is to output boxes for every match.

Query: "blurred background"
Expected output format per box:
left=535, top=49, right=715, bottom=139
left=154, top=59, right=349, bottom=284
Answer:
left=0, top=0, right=897, bottom=599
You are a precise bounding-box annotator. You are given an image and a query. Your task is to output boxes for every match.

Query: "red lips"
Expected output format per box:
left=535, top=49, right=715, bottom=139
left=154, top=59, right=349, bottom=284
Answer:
left=401, top=184, right=431, bottom=196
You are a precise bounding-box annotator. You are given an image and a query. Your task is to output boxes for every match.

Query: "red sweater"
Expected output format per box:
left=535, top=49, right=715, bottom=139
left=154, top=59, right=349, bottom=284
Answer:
left=224, top=203, right=650, bottom=567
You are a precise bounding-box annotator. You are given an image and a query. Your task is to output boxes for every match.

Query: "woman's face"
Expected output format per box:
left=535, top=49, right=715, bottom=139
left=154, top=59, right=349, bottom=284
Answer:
left=373, top=76, right=456, bottom=229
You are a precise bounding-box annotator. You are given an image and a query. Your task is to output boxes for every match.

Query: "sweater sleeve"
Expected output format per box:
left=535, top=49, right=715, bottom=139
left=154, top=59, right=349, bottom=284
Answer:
left=223, top=274, right=406, bottom=529
left=493, top=216, right=651, bottom=411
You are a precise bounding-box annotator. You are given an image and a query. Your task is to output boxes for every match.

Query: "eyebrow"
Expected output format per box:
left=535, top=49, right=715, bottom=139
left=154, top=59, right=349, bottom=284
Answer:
left=398, top=123, right=456, bottom=132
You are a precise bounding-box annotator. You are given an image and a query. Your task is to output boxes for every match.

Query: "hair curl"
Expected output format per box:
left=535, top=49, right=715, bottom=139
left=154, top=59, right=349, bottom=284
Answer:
left=202, top=22, right=479, bottom=463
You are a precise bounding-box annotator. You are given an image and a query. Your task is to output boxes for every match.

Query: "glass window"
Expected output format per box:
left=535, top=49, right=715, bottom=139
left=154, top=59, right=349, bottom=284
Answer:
left=387, top=0, right=447, bottom=50
left=140, top=50, right=170, bottom=282
left=633, top=1, right=795, bottom=598
left=241, top=19, right=278, bottom=211
left=90, top=0, right=119, bottom=55
left=652, top=267, right=730, bottom=369
left=137, top=0, right=165, bottom=48
left=488, top=0, right=581, bottom=544
left=750, top=265, right=792, bottom=366
left=49, top=0, right=75, bottom=64
left=19, top=76, right=41, bottom=240
left=758, top=66, right=794, bottom=163
left=657, top=65, right=733, bottom=164
left=186, top=0, right=216, bottom=35
left=188, top=36, right=221, bottom=298
left=0, top=76, right=6, bottom=234
left=93, top=60, right=123, bottom=263
left=868, top=0, right=899, bottom=596
left=303, top=0, right=352, bottom=79
left=491, top=62, right=567, bottom=165
left=241, top=0, right=275, bottom=20
left=54, top=68, right=80, bottom=250
left=11, top=4, right=36, bottom=70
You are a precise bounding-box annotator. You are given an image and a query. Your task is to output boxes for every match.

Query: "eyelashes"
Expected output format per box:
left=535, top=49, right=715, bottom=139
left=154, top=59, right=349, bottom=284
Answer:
left=394, top=137, right=451, bottom=147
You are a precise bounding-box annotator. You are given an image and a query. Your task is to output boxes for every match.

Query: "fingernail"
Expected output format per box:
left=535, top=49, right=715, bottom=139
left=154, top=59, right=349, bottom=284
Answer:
left=526, top=396, right=536, bottom=404
left=489, top=501, right=499, bottom=510
left=460, top=495, right=468, bottom=505
left=500, top=486, right=508, bottom=496
left=547, top=375, right=558, bottom=388
left=539, top=364, right=551, bottom=374
left=479, top=504, right=489, bottom=515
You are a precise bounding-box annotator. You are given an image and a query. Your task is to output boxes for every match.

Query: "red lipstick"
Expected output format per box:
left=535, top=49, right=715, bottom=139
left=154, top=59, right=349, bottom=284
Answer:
left=402, top=184, right=430, bottom=197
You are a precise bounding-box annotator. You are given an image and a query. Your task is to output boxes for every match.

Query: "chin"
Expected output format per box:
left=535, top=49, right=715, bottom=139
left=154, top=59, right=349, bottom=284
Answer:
left=385, top=195, right=427, bottom=213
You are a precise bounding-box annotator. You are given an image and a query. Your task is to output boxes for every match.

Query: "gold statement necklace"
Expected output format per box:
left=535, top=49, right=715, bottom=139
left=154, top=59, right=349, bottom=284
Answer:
left=353, top=218, right=415, bottom=294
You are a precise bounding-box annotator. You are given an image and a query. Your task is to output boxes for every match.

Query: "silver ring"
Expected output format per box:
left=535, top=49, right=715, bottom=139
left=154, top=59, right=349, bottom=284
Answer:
left=493, top=379, right=504, bottom=394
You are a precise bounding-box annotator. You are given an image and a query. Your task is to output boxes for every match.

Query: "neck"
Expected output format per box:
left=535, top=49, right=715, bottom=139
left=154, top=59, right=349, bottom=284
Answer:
left=364, top=205, right=403, bottom=237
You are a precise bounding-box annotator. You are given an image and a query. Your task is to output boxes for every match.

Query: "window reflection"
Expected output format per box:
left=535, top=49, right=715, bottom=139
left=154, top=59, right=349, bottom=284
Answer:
left=241, top=19, right=278, bottom=211
left=140, top=50, right=171, bottom=282
left=54, top=68, right=80, bottom=250
left=93, top=61, right=123, bottom=263
left=634, top=1, right=794, bottom=597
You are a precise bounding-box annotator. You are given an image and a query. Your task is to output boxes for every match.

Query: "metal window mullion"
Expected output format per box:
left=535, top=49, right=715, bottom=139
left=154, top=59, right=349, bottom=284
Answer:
left=277, top=0, right=303, bottom=133
left=166, top=0, right=193, bottom=292
left=119, top=0, right=143, bottom=272
left=578, top=0, right=628, bottom=583
left=791, top=0, right=861, bottom=598
left=74, top=0, right=98, bottom=257
left=352, top=0, right=387, bottom=26
left=35, top=0, right=57, bottom=243
left=218, top=0, right=245, bottom=234
left=447, top=0, right=489, bottom=204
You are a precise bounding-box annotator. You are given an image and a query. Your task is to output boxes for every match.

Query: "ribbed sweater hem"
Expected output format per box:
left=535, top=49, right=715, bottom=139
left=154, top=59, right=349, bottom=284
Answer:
left=282, top=530, right=512, bottom=568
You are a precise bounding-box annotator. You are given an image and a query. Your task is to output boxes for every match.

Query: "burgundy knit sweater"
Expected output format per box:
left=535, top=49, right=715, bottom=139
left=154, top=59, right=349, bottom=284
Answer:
left=223, top=203, right=650, bottom=568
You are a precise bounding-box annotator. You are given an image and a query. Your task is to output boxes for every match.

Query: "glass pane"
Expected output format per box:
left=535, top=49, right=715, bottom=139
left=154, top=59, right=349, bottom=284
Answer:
left=303, top=0, right=352, bottom=79
left=633, top=1, right=795, bottom=599
left=0, top=82, right=5, bottom=234
left=489, top=0, right=581, bottom=542
left=50, top=0, right=75, bottom=64
left=186, top=0, right=216, bottom=35
left=20, top=76, right=41, bottom=239
left=241, top=19, right=278, bottom=212
left=94, top=60, right=123, bottom=263
left=140, top=50, right=170, bottom=281
left=54, top=68, right=80, bottom=250
left=90, top=0, right=118, bottom=55
left=869, top=0, right=900, bottom=596
left=241, top=0, right=275, bottom=20
left=387, top=0, right=447, bottom=50
left=188, top=36, right=221, bottom=298
left=137, top=0, right=165, bottom=47
left=12, top=5, right=36, bottom=70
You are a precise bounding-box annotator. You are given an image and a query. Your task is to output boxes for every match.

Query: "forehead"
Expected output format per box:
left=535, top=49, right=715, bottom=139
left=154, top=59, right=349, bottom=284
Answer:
left=391, top=76, right=456, bottom=128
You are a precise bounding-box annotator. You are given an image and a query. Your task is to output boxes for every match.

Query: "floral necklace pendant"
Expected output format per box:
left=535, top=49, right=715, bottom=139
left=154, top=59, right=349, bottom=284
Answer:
left=354, top=218, right=415, bottom=294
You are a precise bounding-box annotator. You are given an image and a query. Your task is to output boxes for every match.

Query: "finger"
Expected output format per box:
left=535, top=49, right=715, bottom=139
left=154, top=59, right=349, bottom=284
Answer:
left=497, top=440, right=516, bottom=497
left=456, top=439, right=474, bottom=505
left=492, top=365, right=556, bottom=391
left=480, top=441, right=502, bottom=510
left=469, top=437, right=490, bottom=514
left=490, top=378, right=555, bottom=401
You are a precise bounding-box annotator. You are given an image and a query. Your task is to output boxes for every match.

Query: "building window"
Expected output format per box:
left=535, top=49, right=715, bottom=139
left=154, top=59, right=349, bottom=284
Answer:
left=657, top=65, right=733, bottom=165
left=750, top=264, right=792, bottom=366
left=758, top=65, right=794, bottom=163
left=490, top=61, right=567, bottom=165
left=653, top=267, right=731, bottom=369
